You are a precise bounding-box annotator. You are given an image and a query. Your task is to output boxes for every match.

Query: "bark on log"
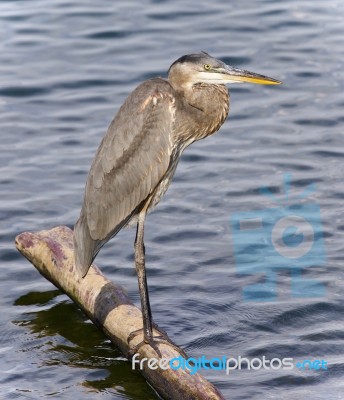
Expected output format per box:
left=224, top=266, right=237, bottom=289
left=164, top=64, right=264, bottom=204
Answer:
left=15, top=226, right=225, bottom=400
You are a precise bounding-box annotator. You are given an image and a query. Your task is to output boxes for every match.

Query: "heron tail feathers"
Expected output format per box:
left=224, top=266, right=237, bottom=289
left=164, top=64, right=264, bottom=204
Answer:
left=73, top=212, right=98, bottom=278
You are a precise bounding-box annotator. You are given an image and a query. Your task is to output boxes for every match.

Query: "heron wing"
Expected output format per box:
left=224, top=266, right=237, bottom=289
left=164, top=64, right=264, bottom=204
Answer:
left=84, top=79, right=176, bottom=241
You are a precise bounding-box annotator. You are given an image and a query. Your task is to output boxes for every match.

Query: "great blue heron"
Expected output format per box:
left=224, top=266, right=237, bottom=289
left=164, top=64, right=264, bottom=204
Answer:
left=74, top=52, right=280, bottom=354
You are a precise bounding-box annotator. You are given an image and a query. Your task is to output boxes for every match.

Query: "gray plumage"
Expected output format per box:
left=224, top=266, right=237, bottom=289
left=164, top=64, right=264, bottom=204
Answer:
left=74, top=79, right=177, bottom=275
left=73, top=52, right=280, bottom=351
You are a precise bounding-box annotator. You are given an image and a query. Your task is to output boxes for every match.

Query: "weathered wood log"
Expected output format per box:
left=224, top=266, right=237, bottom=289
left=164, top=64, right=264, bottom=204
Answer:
left=15, top=226, right=225, bottom=400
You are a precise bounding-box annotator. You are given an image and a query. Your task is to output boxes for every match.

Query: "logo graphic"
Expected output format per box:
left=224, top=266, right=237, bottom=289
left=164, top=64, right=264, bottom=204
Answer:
left=230, top=174, right=326, bottom=301
left=132, top=353, right=328, bottom=375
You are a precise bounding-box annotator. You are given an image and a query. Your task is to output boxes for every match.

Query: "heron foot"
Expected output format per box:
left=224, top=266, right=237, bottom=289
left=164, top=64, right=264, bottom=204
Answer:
left=127, top=327, right=187, bottom=359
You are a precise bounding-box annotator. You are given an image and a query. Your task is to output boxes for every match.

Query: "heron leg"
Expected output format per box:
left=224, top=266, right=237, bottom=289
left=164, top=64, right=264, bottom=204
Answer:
left=134, top=205, right=154, bottom=341
left=128, top=204, right=187, bottom=359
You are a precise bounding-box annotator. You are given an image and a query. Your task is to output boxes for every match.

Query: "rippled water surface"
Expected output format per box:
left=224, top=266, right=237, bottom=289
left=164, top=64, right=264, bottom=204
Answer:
left=1, top=0, right=344, bottom=398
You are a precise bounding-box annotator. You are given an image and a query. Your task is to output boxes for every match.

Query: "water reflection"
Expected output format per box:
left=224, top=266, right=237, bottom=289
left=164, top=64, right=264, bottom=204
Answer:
left=13, top=291, right=155, bottom=398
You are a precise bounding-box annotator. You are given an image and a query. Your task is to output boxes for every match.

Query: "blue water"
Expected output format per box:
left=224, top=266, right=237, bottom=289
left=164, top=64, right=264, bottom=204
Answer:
left=1, top=0, right=344, bottom=398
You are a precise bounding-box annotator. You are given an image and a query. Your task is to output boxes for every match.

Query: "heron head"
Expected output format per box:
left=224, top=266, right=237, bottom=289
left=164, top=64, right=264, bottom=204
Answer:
left=168, top=52, right=281, bottom=90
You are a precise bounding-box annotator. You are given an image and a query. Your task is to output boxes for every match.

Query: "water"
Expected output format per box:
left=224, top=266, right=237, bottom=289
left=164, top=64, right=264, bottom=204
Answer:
left=1, top=0, right=344, bottom=398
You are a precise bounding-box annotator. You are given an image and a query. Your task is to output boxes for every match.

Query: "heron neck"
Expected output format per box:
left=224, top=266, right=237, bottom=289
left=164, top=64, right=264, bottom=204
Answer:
left=179, top=83, right=230, bottom=141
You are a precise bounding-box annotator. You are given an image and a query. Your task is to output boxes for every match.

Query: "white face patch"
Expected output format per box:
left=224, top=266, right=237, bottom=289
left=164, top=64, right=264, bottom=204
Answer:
left=193, top=71, right=243, bottom=85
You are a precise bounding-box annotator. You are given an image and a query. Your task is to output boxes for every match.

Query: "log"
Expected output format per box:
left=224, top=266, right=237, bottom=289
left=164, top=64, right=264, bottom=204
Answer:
left=15, top=226, right=225, bottom=400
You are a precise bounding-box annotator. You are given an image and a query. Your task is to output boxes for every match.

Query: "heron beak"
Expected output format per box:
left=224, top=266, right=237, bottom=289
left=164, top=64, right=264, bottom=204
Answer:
left=220, top=66, right=281, bottom=85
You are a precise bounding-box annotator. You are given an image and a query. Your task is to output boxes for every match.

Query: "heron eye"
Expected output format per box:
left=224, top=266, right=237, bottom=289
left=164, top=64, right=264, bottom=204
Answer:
left=203, top=64, right=211, bottom=70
